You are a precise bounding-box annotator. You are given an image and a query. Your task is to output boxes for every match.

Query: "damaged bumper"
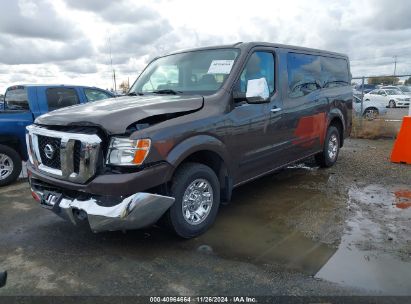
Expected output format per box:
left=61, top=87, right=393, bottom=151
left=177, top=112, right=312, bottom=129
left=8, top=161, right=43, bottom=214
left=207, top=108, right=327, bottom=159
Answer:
left=30, top=184, right=175, bottom=233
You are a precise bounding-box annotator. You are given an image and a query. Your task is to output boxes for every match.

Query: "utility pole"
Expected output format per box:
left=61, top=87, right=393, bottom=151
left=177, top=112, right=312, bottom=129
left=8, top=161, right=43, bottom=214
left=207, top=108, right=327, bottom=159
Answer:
left=393, top=55, right=397, bottom=76
left=108, top=35, right=116, bottom=92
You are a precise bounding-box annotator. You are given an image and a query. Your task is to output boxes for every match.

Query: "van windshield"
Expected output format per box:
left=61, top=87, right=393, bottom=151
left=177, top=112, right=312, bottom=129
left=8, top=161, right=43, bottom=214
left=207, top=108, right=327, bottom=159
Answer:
left=129, top=48, right=240, bottom=95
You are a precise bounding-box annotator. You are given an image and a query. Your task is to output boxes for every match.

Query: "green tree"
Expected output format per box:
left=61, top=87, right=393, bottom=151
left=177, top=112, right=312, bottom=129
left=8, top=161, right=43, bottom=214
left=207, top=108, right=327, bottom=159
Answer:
left=368, top=76, right=399, bottom=85
left=404, top=77, right=411, bottom=85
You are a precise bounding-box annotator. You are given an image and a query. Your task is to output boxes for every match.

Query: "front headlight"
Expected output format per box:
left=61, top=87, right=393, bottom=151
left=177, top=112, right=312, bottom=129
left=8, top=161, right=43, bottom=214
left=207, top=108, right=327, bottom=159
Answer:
left=396, top=98, right=406, bottom=101
left=106, top=137, right=151, bottom=166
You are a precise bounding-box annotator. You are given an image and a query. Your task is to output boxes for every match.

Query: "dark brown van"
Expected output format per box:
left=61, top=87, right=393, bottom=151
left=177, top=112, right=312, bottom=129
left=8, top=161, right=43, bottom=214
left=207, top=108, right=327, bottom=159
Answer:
left=26, top=42, right=352, bottom=238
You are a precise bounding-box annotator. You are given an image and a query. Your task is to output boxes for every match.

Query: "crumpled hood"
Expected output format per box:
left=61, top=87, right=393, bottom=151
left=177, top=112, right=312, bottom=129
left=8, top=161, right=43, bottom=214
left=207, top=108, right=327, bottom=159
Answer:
left=35, top=94, right=204, bottom=134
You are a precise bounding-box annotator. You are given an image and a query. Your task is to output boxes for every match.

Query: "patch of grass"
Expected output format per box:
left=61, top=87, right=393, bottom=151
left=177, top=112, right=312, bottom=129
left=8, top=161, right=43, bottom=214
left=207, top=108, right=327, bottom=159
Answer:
left=351, top=115, right=400, bottom=139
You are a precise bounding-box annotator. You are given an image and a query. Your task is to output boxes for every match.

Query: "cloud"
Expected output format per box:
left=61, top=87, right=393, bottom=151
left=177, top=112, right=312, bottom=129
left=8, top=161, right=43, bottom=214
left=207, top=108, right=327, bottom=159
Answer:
left=0, top=0, right=80, bottom=41
left=60, top=60, right=99, bottom=74
left=1, top=0, right=411, bottom=93
left=66, top=0, right=159, bottom=24
left=0, top=35, right=94, bottom=65
left=364, top=0, right=411, bottom=30
left=64, top=0, right=114, bottom=12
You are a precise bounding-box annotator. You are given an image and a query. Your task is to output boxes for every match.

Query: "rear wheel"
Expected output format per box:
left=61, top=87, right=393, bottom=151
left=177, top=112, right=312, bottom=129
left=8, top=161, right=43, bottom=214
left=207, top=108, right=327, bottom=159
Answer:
left=165, top=162, right=220, bottom=238
left=389, top=100, right=396, bottom=108
left=363, top=108, right=379, bottom=120
left=315, top=126, right=340, bottom=168
left=0, top=145, right=22, bottom=187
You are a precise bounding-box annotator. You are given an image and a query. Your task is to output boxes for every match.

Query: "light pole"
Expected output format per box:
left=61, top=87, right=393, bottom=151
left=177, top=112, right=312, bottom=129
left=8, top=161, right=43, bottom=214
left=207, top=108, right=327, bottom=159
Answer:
left=393, top=55, right=397, bottom=76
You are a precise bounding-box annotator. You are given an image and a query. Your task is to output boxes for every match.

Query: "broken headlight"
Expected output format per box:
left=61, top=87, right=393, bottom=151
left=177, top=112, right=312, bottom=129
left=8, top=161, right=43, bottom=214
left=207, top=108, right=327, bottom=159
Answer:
left=106, top=137, right=151, bottom=166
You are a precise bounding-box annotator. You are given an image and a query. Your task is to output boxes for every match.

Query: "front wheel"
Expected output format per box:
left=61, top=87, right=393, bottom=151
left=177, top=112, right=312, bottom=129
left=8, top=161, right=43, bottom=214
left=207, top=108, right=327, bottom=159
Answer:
left=389, top=100, right=396, bottom=108
left=0, top=145, right=22, bottom=187
left=165, top=162, right=220, bottom=238
left=315, top=126, right=340, bottom=168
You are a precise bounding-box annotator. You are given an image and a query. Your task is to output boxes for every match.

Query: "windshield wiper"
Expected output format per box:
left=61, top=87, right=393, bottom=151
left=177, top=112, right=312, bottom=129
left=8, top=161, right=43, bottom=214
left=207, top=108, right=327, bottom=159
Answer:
left=127, top=91, right=144, bottom=96
left=152, top=89, right=182, bottom=95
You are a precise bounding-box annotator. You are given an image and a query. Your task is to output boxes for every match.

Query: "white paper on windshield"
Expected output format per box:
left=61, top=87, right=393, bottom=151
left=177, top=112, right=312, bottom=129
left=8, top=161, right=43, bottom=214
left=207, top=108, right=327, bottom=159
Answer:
left=246, top=78, right=269, bottom=99
left=207, top=60, right=234, bottom=74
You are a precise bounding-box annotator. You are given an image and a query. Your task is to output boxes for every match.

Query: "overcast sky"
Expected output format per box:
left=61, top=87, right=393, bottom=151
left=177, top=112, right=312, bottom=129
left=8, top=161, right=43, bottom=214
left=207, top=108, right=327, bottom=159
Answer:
left=1, top=0, right=411, bottom=93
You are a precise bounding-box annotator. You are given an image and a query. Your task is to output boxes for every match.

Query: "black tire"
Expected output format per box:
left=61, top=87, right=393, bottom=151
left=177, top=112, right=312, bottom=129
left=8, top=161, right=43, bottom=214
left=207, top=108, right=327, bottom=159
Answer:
left=0, top=145, right=22, bottom=187
left=315, top=126, right=340, bottom=168
left=165, top=162, right=220, bottom=238
left=389, top=100, right=396, bottom=108
left=363, top=108, right=379, bottom=120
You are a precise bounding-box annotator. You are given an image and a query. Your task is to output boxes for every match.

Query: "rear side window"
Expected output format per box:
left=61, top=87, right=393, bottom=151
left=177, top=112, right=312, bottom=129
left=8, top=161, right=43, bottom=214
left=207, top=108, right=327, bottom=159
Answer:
left=84, top=89, right=112, bottom=102
left=46, top=88, right=79, bottom=111
left=321, top=56, right=349, bottom=88
left=287, top=53, right=321, bottom=98
left=287, top=53, right=349, bottom=98
left=4, top=87, right=29, bottom=111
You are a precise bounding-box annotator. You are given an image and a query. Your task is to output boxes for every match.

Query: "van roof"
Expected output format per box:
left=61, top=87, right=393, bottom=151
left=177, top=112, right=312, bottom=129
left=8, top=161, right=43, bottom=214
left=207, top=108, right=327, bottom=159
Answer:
left=168, top=41, right=348, bottom=59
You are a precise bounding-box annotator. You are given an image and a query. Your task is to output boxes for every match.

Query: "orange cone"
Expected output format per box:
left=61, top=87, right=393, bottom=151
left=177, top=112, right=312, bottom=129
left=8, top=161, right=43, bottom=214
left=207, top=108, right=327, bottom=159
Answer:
left=390, top=116, right=411, bottom=165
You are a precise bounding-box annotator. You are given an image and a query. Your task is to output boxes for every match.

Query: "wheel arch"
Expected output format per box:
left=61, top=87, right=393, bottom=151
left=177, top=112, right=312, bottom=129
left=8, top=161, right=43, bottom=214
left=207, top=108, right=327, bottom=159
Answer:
left=0, top=135, right=24, bottom=158
left=328, top=110, right=345, bottom=147
left=166, top=135, right=233, bottom=202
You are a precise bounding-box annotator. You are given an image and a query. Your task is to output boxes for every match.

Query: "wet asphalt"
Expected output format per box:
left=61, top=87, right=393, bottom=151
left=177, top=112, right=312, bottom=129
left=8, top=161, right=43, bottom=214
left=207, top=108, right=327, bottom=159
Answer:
left=0, top=138, right=410, bottom=296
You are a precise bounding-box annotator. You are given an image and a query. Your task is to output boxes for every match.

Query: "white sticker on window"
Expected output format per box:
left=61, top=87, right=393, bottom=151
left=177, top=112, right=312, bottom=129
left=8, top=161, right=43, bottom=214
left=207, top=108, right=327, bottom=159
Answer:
left=207, top=60, right=234, bottom=74
left=246, top=78, right=269, bottom=99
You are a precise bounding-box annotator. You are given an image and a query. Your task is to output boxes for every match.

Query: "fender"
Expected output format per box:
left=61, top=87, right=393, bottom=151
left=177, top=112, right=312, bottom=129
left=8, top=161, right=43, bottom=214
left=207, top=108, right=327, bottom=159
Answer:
left=328, top=107, right=346, bottom=146
left=0, top=135, right=27, bottom=159
left=166, top=134, right=232, bottom=175
left=0, top=135, right=20, bottom=146
left=328, top=108, right=345, bottom=130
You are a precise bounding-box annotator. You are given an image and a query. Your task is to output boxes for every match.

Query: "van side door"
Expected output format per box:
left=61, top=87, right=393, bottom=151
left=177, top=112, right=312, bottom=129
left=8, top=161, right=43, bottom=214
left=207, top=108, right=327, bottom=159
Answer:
left=228, top=49, right=285, bottom=183
left=281, top=52, right=329, bottom=160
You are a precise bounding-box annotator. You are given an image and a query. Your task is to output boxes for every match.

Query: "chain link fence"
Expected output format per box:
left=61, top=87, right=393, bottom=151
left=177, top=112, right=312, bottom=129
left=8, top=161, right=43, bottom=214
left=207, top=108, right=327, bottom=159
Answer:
left=350, top=74, right=410, bottom=138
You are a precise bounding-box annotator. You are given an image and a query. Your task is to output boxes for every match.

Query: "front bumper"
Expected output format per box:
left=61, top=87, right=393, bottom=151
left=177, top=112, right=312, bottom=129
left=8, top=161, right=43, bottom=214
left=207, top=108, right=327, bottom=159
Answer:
left=30, top=181, right=175, bottom=232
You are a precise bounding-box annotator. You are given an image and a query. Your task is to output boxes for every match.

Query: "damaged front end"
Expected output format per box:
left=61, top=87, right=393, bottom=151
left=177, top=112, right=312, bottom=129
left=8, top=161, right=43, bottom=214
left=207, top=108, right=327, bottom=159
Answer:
left=30, top=179, right=174, bottom=232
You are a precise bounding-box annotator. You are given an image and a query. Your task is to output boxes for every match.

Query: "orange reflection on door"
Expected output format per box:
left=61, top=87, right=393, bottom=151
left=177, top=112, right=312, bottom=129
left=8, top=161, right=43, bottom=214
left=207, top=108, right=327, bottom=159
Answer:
left=293, top=112, right=326, bottom=147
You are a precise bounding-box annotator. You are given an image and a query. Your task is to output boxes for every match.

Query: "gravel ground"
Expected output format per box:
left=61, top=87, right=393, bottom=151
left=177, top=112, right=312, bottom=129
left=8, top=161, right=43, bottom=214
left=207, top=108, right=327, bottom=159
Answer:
left=0, top=138, right=410, bottom=296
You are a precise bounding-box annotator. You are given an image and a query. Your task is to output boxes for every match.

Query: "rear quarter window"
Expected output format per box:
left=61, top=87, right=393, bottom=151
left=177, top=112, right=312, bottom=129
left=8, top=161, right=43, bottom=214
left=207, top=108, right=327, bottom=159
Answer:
left=287, top=53, right=349, bottom=98
left=4, top=87, right=29, bottom=111
left=46, top=88, right=79, bottom=111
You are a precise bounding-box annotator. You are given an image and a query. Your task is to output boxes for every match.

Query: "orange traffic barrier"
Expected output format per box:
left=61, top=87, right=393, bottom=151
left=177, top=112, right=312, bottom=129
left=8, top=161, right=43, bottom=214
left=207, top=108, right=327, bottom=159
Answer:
left=390, top=116, right=411, bottom=165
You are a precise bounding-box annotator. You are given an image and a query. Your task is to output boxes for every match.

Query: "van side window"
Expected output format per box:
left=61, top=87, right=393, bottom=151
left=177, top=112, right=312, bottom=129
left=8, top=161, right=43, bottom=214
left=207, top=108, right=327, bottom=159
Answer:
left=239, top=52, right=275, bottom=94
left=46, top=88, right=79, bottom=111
left=287, top=53, right=321, bottom=98
left=288, top=53, right=349, bottom=98
left=321, top=56, right=349, bottom=88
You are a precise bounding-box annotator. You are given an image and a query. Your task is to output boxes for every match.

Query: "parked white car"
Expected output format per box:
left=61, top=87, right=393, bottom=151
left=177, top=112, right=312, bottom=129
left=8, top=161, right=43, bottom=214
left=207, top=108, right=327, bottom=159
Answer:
left=363, top=88, right=410, bottom=108
left=381, top=85, right=411, bottom=97
left=353, top=95, right=388, bottom=120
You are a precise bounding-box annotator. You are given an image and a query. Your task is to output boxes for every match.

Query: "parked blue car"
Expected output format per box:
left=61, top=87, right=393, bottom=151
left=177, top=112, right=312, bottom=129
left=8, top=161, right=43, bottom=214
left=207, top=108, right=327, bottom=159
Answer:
left=0, top=84, right=115, bottom=186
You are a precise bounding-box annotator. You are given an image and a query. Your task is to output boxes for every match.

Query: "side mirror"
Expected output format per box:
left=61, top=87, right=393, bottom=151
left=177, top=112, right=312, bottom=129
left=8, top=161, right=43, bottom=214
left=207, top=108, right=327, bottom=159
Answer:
left=245, top=78, right=270, bottom=104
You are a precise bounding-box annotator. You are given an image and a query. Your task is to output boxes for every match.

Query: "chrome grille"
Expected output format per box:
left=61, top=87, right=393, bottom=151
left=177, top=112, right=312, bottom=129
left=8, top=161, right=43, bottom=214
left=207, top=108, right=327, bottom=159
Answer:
left=37, top=135, right=61, bottom=169
left=26, top=125, right=102, bottom=184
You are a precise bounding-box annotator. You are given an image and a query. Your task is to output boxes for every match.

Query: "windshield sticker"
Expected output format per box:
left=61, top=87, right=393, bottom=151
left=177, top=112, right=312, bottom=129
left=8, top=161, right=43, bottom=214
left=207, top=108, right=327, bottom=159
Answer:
left=207, top=60, right=234, bottom=74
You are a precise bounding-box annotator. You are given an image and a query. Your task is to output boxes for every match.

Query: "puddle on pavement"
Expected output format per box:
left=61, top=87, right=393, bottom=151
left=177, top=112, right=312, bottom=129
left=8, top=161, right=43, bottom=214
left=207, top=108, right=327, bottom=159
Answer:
left=316, top=185, right=411, bottom=295
left=183, top=167, right=339, bottom=275
left=181, top=170, right=411, bottom=294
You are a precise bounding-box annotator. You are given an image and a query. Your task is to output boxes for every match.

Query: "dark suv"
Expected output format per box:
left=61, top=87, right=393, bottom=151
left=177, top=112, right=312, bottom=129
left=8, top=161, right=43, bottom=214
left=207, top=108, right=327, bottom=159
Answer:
left=27, top=42, right=352, bottom=238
